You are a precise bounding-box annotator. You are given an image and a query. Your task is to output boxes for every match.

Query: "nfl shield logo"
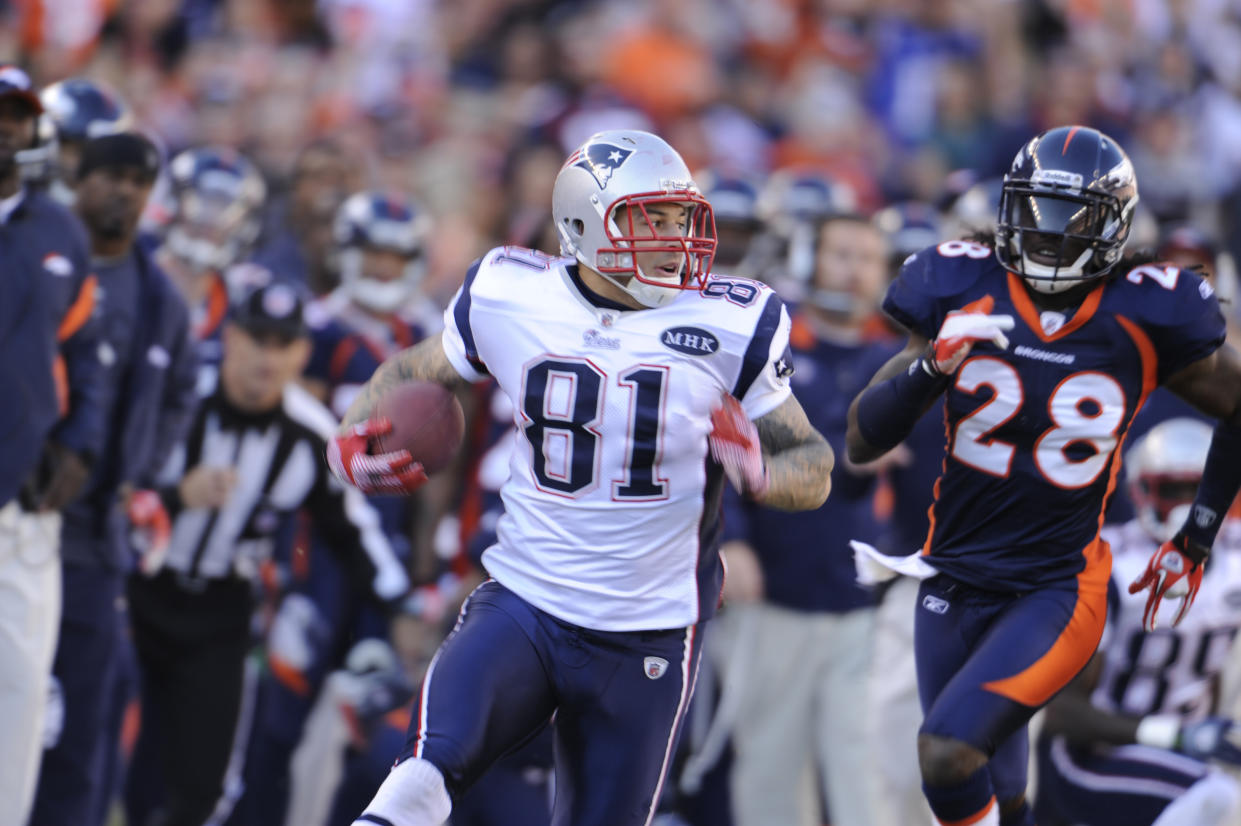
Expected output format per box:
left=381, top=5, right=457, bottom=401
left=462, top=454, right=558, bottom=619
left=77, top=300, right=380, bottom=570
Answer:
left=644, top=656, right=669, bottom=680
left=1039, top=311, right=1066, bottom=336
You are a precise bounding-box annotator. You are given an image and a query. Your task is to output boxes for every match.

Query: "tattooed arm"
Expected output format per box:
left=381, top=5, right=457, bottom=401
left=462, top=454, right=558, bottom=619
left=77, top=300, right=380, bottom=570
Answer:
left=754, top=394, right=834, bottom=511
left=336, top=333, right=473, bottom=436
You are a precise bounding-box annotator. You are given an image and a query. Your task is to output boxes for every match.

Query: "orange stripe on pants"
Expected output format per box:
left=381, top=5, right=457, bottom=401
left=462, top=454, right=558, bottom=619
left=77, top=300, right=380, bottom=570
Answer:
left=982, top=538, right=1110, bottom=706
left=939, top=796, right=997, bottom=826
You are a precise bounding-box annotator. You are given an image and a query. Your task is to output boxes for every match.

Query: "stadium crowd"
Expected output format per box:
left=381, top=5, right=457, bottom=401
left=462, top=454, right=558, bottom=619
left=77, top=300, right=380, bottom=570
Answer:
left=5, top=1, right=1241, bottom=825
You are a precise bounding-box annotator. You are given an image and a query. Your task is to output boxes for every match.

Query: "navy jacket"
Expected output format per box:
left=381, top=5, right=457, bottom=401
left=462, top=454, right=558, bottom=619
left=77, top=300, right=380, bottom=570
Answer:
left=0, top=188, right=105, bottom=508
left=61, top=243, right=200, bottom=569
left=722, top=312, right=899, bottom=613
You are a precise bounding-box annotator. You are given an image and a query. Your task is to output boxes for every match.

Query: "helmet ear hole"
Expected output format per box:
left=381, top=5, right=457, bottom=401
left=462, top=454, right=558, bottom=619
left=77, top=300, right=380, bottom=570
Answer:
left=571, top=219, right=584, bottom=236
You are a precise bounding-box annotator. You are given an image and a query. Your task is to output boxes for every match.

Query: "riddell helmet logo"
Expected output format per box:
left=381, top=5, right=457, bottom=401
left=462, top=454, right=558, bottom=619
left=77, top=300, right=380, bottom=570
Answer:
left=644, top=656, right=669, bottom=680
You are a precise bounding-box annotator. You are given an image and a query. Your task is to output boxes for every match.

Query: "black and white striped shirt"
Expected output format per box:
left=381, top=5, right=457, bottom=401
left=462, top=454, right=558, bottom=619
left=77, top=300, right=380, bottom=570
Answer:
left=154, top=380, right=408, bottom=603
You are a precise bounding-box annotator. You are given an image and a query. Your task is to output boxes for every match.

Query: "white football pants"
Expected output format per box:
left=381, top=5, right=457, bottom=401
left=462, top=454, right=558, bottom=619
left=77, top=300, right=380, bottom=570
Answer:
left=0, top=500, right=62, bottom=826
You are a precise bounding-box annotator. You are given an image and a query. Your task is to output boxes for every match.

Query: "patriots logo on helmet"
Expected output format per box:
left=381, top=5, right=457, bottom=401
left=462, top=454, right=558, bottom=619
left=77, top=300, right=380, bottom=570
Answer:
left=570, top=143, right=633, bottom=189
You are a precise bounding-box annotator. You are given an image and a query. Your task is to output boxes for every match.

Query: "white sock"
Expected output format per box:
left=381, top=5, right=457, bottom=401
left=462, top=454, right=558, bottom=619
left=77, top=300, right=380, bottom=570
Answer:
left=354, top=758, right=452, bottom=826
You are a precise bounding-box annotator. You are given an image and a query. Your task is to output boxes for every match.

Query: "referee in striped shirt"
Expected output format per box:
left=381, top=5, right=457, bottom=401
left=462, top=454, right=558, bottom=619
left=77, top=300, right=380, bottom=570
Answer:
left=126, top=279, right=409, bottom=826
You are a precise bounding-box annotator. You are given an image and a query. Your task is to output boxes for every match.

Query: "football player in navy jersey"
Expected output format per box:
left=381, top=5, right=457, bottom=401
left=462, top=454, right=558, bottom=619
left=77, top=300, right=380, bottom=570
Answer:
left=328, top=129, right=834, bottom=826
left=847, top=125, right=1241, bottom=826
left=156, top=146, right=266, bottom=389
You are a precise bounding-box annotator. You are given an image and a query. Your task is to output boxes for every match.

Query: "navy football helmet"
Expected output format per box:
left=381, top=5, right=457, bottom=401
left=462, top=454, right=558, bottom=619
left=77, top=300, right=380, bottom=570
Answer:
left=997, top=126, right=1138, bottom=294
left=697, top=171, right=764, bottom=277
left=757, top=168, right=858, bottom=286
left=334, top=191, right=432, bottom=314
left=37, top=78, right=133, bottom=202
left=875, top=201, right=943, bottom=271
left=39, top=78, right=132, bottom=144
left=165, top=146, right=266, bottom=273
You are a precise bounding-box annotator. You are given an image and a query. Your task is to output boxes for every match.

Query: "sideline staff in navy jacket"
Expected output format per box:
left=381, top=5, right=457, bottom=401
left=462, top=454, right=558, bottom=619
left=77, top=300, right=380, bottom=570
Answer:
left=30, top=131, right=200, bottom=826
left=0, top=65, right=105, bottom=826
left=715, top=215, right=894, bottom=826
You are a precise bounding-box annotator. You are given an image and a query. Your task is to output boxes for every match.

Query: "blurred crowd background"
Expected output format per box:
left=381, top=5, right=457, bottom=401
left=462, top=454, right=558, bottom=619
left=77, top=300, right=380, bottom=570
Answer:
left=9, top=1, right=1241, bottom=826
left=7, top=0, right=1241, bottom=299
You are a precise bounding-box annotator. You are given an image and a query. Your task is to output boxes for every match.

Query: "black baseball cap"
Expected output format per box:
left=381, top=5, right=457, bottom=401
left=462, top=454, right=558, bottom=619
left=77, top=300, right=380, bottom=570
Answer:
left=77, top=131, right=161, bottom=182
left=231, top=280, right=308, bottom=342
left=0, top=66, right=43, bottom=114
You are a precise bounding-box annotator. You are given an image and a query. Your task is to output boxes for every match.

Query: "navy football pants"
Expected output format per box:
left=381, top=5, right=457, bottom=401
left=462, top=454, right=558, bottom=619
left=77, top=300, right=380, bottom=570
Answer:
left=915, top=559, right=1108, bottom=801
left=395, top=580, right=703, bottom=826
left=29, top=563, right=125, bottom=826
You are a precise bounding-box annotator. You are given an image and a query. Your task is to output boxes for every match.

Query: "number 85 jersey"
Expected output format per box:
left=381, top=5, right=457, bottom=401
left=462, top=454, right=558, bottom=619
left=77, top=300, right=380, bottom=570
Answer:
left=884, top=241, right=1225, bottom=592
left=442, top=247, right=793, bottom=631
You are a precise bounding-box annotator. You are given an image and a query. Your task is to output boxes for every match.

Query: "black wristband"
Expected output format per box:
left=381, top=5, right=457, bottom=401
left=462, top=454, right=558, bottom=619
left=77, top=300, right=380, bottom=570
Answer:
left=855, top=357, right=951, bottom=452
left=1180, top=419, right=1241, bottom=551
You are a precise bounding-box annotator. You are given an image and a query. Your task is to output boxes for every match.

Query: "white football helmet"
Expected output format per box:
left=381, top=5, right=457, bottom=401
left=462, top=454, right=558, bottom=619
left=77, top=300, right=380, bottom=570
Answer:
left=1126, top=417, right=1212, bottom=543
left=552, top=130, right=715, bottom=308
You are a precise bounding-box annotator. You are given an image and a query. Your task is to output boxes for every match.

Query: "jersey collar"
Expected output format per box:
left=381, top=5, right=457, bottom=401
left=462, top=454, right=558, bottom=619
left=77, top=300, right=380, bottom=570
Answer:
left=0, top=186, right=25, bottom=225
left=1006, top=272, right=1105, bottom=343
left=566, top=263, right=638, bottom=313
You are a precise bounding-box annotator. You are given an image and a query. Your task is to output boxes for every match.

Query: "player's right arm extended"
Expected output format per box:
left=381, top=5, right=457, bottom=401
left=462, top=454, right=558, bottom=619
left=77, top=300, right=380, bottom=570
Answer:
left=1128, top=344, right=1241, bottom=629
left=845, top=333, right=944, bottom=464
left=1045, top=651, right=1241, bottom=764
left=337, top=333, right=470, bottom=435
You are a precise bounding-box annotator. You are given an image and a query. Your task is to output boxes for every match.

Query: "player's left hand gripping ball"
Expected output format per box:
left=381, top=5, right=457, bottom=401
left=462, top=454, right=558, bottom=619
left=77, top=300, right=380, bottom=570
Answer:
left=328, top=418, right=428, bottom=495
left=709, top=394, right=769, bottom=500
left=1128, top=532, right=1208, bottom=631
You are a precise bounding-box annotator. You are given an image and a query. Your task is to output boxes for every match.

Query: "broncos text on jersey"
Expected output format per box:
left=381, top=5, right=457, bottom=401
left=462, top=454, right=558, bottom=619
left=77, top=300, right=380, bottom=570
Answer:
left=884, top=240, right=1225, bottom=591
left=441, top=247, right=793, bottom=631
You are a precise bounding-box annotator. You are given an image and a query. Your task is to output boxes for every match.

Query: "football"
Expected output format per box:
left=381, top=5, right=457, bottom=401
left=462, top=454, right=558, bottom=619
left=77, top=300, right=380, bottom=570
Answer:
left=372, top=381, right=465, bottom=476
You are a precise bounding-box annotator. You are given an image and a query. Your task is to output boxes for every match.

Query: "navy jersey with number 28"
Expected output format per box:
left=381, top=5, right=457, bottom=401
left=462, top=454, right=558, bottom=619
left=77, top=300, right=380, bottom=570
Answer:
left=884, top=240, right=1225, bottom=591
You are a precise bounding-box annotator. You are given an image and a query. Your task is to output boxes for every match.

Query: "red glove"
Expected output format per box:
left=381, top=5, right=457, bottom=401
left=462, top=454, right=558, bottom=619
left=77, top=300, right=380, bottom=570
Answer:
left=127, top=489, right=171, bottom=575
left=927, top=295, right=1015, bottom=376
left=1128, top=533, right=1208, bottom=631
left=709, top=395, right=769, bottom=500
left=327, top=418, right=428, bottom=496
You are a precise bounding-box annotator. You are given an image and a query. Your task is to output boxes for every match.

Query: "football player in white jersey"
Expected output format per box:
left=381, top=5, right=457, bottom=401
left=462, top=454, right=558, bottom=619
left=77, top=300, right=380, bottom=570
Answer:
left=1036, top=418, right=1241, bottom=826
left=326, top=130, right=834, bottom=826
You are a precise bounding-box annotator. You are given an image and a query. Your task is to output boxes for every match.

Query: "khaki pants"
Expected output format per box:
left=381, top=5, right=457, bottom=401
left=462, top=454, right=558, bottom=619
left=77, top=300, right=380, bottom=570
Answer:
left=0, top=501, right=62, bottom=826
left=869, top=576, right=934, bottom=826
left=711, top=603, right=882, bottom=826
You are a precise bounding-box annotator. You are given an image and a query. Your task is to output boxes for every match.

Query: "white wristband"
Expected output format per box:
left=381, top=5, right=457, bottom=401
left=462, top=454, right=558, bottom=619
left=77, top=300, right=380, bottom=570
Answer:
left=1136, top=714, right=1181, bottom=749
